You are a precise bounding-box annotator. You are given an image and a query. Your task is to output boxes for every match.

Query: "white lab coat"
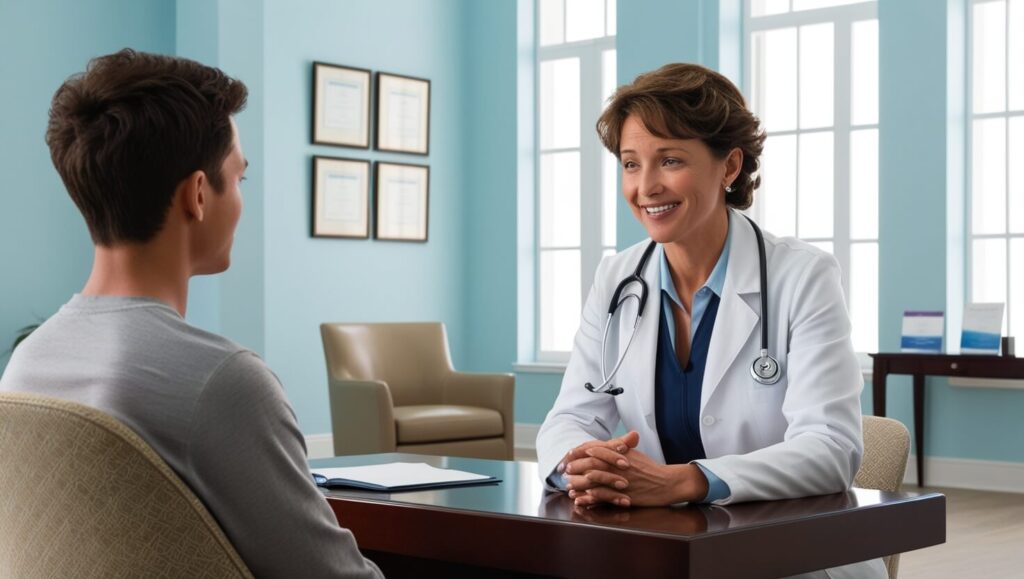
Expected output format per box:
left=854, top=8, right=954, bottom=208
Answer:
left=537, top=209, right=865, bottom=501
left=536, top=210, right=885, bottom=577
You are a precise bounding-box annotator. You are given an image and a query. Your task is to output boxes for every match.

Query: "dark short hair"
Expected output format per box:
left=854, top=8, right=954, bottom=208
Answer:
left=46, top=48, right=248, bottom=245
left=597, top=63, right=766, bottom=209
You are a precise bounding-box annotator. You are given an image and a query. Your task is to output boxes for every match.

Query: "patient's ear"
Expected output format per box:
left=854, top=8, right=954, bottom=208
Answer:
left=178, top=170, right=208, bottom=223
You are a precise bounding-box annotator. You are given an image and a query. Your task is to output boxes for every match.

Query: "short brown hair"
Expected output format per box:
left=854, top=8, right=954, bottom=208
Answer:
left=597, top=63, right=765, bottom=209
left=46, top=49, right=248, bottom=245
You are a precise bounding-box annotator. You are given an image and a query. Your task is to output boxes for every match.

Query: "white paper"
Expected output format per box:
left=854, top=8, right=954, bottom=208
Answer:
left=324, top=80, right=363, bottom=132
left=323, top=173, right=362, bottom=224
left=314, top=462, right=491, bottom=488
left=388, top=178, right=421, bottom=236
left=378, top=166, right=426, bottom=239
left=386, top=89, right=422, bottom=149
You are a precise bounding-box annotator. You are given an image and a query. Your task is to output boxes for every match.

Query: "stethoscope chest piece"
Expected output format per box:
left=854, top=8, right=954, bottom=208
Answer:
left=750, top=350, right=781, bottom=385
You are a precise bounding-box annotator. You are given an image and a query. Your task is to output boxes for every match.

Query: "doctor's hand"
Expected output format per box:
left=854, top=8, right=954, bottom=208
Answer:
left=567, top=437, right=710, bottom=508
left=557, top=432, right=640, bottom=505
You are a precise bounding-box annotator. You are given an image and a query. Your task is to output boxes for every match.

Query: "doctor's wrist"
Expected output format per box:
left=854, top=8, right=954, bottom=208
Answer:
left=672, top=464, right=710, bottom=503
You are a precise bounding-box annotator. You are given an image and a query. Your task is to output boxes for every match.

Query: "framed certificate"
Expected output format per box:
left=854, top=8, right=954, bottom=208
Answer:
left=312, top=156, right=370, bottom=238
left=375, top=72, right=430, bottom=155
left=374, top=162, right=429, bottom=242
left=312, top=62, right=371, bottom=148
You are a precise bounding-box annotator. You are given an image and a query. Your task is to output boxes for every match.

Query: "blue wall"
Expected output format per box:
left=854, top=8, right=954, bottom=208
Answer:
left=0, top=0, right=175, bottom=371
left=492, top=0, right=1024, bottom=468
left=260, top=0, right=469, bottom=433
left=2, top=0, right=1022, bottom=466
left=875, top=0, right=1024, bottom=463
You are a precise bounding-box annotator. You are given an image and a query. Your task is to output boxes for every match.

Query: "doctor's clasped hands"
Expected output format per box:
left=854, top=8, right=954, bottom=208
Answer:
left=561, top=431, right=710, bottom=508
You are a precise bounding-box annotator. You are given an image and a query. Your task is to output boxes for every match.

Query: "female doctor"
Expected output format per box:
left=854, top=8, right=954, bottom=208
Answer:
left=536, top=64, right=884, bottom=578
left=537, top=63, right=868, bottom=516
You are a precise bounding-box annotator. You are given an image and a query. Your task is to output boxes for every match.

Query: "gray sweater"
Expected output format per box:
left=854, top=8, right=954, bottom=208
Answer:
left=0, top=294, right=382, bottom=578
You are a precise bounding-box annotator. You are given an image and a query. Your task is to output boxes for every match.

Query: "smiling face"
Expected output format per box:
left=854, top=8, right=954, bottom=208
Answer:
left=619, top=115, right=737, bottom=246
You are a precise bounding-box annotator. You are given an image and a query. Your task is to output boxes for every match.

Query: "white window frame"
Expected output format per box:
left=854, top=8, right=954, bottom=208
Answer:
left=534, top=3, right=616, bottom=363
left=744, top=0, right=879, bottom=355
left=967, top=0, right=1021, bottom=338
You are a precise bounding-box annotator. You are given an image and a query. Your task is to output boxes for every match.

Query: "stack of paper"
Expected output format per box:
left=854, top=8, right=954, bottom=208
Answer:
left=312, top=462, right=500, bottom=492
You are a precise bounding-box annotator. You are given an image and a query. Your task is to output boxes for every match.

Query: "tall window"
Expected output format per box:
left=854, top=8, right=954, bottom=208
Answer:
left=969, top=0, right=1023, bottom=339
left=536, top=0, right=617, bottom=361
left=745, top=0, right=879, bottom=353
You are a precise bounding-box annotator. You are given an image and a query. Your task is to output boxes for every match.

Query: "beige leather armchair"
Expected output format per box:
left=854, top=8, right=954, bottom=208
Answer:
left=320, top=322, right=515, bottom=460
left=0, top=392, right=252, bottom=578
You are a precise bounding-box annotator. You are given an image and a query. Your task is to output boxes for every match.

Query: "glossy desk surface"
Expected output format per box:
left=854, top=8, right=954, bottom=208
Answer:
left=311, top=453, right=945, bottom=578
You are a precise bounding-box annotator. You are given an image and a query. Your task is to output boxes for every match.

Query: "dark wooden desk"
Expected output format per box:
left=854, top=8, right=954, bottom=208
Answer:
left=870, top=353, right=1024, bottom=486
left=311, top=453, right=945, bottom=578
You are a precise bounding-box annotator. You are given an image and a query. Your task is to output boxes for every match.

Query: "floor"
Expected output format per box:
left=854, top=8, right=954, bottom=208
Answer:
left=899, top=485, right=1024, bottom=579
left=514, top=449, right=1024, bottom=578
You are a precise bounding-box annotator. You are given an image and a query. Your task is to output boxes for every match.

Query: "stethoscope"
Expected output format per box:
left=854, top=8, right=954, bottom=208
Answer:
left=584, top=214, right=781, bottom=396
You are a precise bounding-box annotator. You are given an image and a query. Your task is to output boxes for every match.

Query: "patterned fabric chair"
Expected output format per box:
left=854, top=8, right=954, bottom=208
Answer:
left=855, top=415, right=912, bottom=579
left=0, top=392, right=252, bottom=578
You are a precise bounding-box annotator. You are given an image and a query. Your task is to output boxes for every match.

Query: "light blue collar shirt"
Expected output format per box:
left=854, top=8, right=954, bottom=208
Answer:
left=658, top=224, right=732, bottom=347
left=657, top=221, right=733, bottom=503
left=551, top=223, right=735, bottom=503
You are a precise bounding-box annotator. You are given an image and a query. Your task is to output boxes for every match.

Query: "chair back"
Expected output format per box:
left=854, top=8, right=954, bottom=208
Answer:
left=855, top=415, right=912, bottom=579
left=856, top=416, right=911, bottom=492
left=320, top=322, right=453, bottom=406
left=0, top=392, right=252, bottom=579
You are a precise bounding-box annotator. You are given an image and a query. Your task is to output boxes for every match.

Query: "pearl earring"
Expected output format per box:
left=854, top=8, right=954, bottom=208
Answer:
left=725, top=185, right=734, bottom=193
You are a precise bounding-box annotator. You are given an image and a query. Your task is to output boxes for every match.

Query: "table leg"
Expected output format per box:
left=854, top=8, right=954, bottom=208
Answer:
left=872, top=365, right=887, bottom=417
left=913, top=374, right=925, bottom=487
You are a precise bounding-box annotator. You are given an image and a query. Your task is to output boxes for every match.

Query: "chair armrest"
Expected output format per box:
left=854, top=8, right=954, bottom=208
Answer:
left=327, top=378, right=396, bottom=456
left=444, top=372, right=515, bottom=459
left=443, top=371, right=515, bottom=414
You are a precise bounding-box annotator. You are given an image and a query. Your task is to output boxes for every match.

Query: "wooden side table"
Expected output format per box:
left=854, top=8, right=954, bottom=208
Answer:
left=869, top=352, right=1024, bottom=486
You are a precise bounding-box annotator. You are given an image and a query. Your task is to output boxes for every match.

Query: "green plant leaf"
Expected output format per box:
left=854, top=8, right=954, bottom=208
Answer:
left=10, top=323, right=41, bottom=354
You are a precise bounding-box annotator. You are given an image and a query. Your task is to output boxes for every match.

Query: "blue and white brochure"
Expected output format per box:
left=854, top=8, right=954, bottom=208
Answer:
left=960, top=303, right=1004, bottom=355
left=901, top=311, right=944, bottom=353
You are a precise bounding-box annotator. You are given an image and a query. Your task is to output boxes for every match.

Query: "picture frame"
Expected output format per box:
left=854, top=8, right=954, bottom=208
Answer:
left=312, top=62, right=371, bottom=148
left=375, top=72, right=431, bottom=155
left=374, top=162, right=429, bottom=242
left=312, top=156, right=371, bottom=238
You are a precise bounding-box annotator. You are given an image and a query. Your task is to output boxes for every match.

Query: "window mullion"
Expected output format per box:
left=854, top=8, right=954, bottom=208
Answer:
left=834, top=16, right=853, bottom=296
left=1005, top=0, right=1012, bottom=329
left=795, top=27, right=802, bottom=237
left=579, top=47, right=603, bottom=308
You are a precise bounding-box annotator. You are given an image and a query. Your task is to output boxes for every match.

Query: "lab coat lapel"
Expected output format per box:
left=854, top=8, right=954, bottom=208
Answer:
left=701, top=211, right=760, bottom=412
left=616, top=243, right=662, bottom=433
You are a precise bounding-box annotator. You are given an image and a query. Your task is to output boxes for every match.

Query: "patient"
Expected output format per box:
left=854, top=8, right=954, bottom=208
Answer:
left=0, top=49, right=381, bottom=578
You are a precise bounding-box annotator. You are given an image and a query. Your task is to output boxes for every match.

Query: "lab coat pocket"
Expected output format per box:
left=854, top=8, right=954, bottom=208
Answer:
left=749, top=378, right=788, bottom=446
left=749, top=377, right=787, bottom=406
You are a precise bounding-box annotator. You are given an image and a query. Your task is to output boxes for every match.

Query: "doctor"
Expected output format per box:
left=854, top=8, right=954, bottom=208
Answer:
left=538, top=60, right=871, bottom=525
left=536, top=62, right=883, bottom=577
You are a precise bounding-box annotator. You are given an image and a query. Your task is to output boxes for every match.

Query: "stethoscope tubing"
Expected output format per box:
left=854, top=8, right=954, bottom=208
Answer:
left=587, top=213, right=780, bottom=395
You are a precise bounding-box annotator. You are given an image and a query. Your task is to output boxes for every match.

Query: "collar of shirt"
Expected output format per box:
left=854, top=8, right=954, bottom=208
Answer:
left=658, top=223, right=732, bottom=348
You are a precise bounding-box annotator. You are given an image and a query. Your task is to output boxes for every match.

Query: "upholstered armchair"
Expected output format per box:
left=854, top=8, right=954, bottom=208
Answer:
left=855, top=415, right=912, bottom=579
left=0, top=392, right=252, bottom=578
left=320, top=322, right=515, bottom=460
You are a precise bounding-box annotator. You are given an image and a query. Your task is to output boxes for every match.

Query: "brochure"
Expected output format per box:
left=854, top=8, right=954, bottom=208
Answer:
left=900, top=311, right=944, bottom=353
left=960, top=303, right=1004, bottom=355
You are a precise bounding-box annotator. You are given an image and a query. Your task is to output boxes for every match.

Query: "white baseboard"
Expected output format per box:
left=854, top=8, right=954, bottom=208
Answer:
left=515, top=423, right=541, bottom=451
left=305, top=433, right=335, bottom=460
left=306, top=426, right=543, bottom=460
left=904, top=455, right=1024, bottom=494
